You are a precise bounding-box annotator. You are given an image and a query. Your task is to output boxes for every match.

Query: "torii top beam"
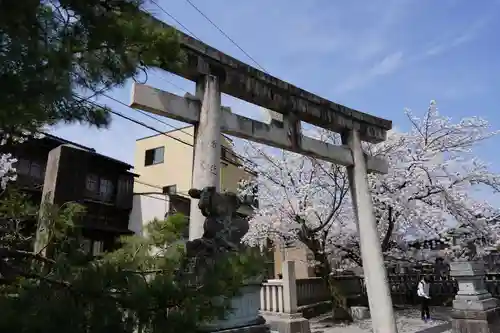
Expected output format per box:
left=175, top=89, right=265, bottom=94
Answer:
left=148, top=16, right=392, bottom=144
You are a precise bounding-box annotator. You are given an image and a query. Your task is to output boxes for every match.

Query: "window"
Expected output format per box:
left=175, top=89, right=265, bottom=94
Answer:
left=79, top=239, right=104, bottom=256
left=118, top=177, right=132, bottom=194
left=86, top=174, right=98, bottom=192
left=15, top=158, right=45, bottom=179
left=92, top=241, right=104, bottom=256
left=79, top=239, right=92, bottom=254
left=221, top=148, right=239, bottom=165
left=30, top=162, right=43, bottom=179
left=16, top=158, right=31, bottom=175
left=99, top=178, right=114, bottom=201
left=85, top=174, right=115, bottom=202
left=144, top=147, right=164, bottom=166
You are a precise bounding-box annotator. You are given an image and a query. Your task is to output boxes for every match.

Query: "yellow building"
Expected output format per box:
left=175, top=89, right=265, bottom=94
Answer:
left=132, top=125, right=314, bottom=279
left=133, top=125, right=255, bottom=215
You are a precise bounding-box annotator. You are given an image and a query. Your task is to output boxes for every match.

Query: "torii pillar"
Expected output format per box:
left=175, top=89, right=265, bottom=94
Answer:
left=189, top=74, right=222, bottom=240
left=343, top=130, right=397, bottom=333
left=188, top=74, right=267, bottom=331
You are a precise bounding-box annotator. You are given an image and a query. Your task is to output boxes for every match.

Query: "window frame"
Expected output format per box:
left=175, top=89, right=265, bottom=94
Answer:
left=99, top=178, right=114, bottom=201
left=144, top=146, right=165, bottom=166
left=15, top=158, right=45, bottom=180
left=92, top=240, right=104, bottom=256
left=16, top=158, right=31, bottom=175
left=85, top=173, right=99, bottom=193
left=84, top=173, right=115, bottom=202
left=29, top=161, right=43, bottom=179
left=79, top=238, right=105, bottom=257
left=117, top=176, right=133, bottom=196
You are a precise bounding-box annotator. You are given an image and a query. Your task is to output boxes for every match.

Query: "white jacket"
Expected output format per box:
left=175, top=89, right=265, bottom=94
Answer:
left=417, top=280, right=430, bottom=298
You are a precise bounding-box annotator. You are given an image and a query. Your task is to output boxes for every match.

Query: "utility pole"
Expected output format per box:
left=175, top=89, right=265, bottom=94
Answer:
left=343, top=130, right=398, bottom=333
left=189, top=74, right=222, bottom=240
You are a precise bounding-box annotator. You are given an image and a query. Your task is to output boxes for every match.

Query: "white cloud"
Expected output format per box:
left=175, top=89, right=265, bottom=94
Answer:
left=350, top=0, right=410, bottom=62
left=422, top=17, right=488, bottom=58
left=369, top=51, right=404, bottom=76
left=334, top=13, right=491, bottom=95
left=335, top=51, right=404, bottom=94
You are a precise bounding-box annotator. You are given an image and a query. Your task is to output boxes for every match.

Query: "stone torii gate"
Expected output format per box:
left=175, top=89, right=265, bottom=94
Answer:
left=130, top=18, right=398, bottom=333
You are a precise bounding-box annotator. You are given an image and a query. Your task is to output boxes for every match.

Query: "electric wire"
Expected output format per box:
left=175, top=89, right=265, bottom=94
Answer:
left=150, top=0, right=200, bottom=39
left=101, top=92, right=257, bottom=168
left=146, top=0, right=273, bottom=170
left=182, top=0, right=268, bottom=72
left=71, top=2, right=267, bottom=172
left=148, top=0, right=274, bottom=167
left=74, top=92, right=257, bottom=170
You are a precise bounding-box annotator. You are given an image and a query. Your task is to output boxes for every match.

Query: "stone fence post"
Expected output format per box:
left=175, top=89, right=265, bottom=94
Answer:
left=282, top=260, right=298, bottom=314
left=260, top=261, right=310, bottom=333
left=450, top=261, right=500, bottom=333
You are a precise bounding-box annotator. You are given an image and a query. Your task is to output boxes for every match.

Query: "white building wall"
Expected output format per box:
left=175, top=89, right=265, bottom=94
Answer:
left=128, top=193, right=170, bottom=236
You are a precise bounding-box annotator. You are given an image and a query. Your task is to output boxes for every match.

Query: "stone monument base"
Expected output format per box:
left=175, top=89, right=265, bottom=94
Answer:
left=260, top=312, right=311, bottom=333
left=449, top=261, right=500, bottom=333
left=453, top=295, right=499, bottom=311
left=451, top=307, right=500, bottom=333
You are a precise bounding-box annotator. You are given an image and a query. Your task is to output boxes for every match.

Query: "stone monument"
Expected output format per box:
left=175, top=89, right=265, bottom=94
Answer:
left=183, top=186, right=269, bottom=333
left=450, top=260, right=500, bottom=333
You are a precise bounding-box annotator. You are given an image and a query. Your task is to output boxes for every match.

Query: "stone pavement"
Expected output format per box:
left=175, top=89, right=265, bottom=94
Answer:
left=309, top=307, right=452, bottom=333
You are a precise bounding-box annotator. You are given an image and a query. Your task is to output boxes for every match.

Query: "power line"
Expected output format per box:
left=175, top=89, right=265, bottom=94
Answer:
left=86, top=3, right=264, bottom=170
left=134, top=179, right=191, bottom=197
left=47, top=6, right=260, bottom=172
left=101, top=92, right=192, bottom=138
left=163, top=76, right=191, bottom=95
left=182, top=0, right=268, bottom=72
left=150, top=0, right=200, bottom=39
left=47, top=13, right=198, bottom=150
left=148, top=1, right=273, bottom=169
left=100, top=92, right=257, bottom=167
left=150, top=75, right=248, bottom=158
left=74, top=92, right=257, bottom=169
left=132, top=2, right=270, bottom=168
left=143, top=2, right=272, bottom=168
left=94, top=73, right=257, bottom=167
left=77, top=93, right=195, bottom=148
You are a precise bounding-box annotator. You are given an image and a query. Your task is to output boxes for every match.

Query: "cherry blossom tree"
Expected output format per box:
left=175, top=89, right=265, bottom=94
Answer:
left=237, top=128, right=357, bottom=317
left=367, top=102, right=500, bottom=263
left=240, top=101, right=500, bottom=275
left=0, top=131, right=48, bottom=191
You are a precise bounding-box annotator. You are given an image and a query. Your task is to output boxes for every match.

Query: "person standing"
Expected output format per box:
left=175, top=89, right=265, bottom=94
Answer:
left=417, top=275, right=431, bottom=322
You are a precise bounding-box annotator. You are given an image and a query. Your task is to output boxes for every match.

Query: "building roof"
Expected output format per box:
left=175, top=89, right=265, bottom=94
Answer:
left=44, top=133, right=95, bottom=151
left=44, top=133, right=134, bottom=170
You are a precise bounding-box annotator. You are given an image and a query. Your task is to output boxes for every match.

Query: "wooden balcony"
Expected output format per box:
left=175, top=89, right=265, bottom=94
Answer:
left=80, top=213, right=132, bottom=234
left=83, top=190, right=115, bottom=205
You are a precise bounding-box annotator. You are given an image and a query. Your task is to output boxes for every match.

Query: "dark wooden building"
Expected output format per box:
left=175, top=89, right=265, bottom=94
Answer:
left=5, top=134, right=135, bottom=256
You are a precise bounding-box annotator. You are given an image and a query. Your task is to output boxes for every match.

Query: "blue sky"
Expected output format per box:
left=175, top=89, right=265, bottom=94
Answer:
left=53, top=0, right=500, bottom=173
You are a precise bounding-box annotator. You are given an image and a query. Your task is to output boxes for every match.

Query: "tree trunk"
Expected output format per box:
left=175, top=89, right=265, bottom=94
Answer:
left=298, top=220, right=353, bottom=322
left=313, top=252, right=353, bottom=322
